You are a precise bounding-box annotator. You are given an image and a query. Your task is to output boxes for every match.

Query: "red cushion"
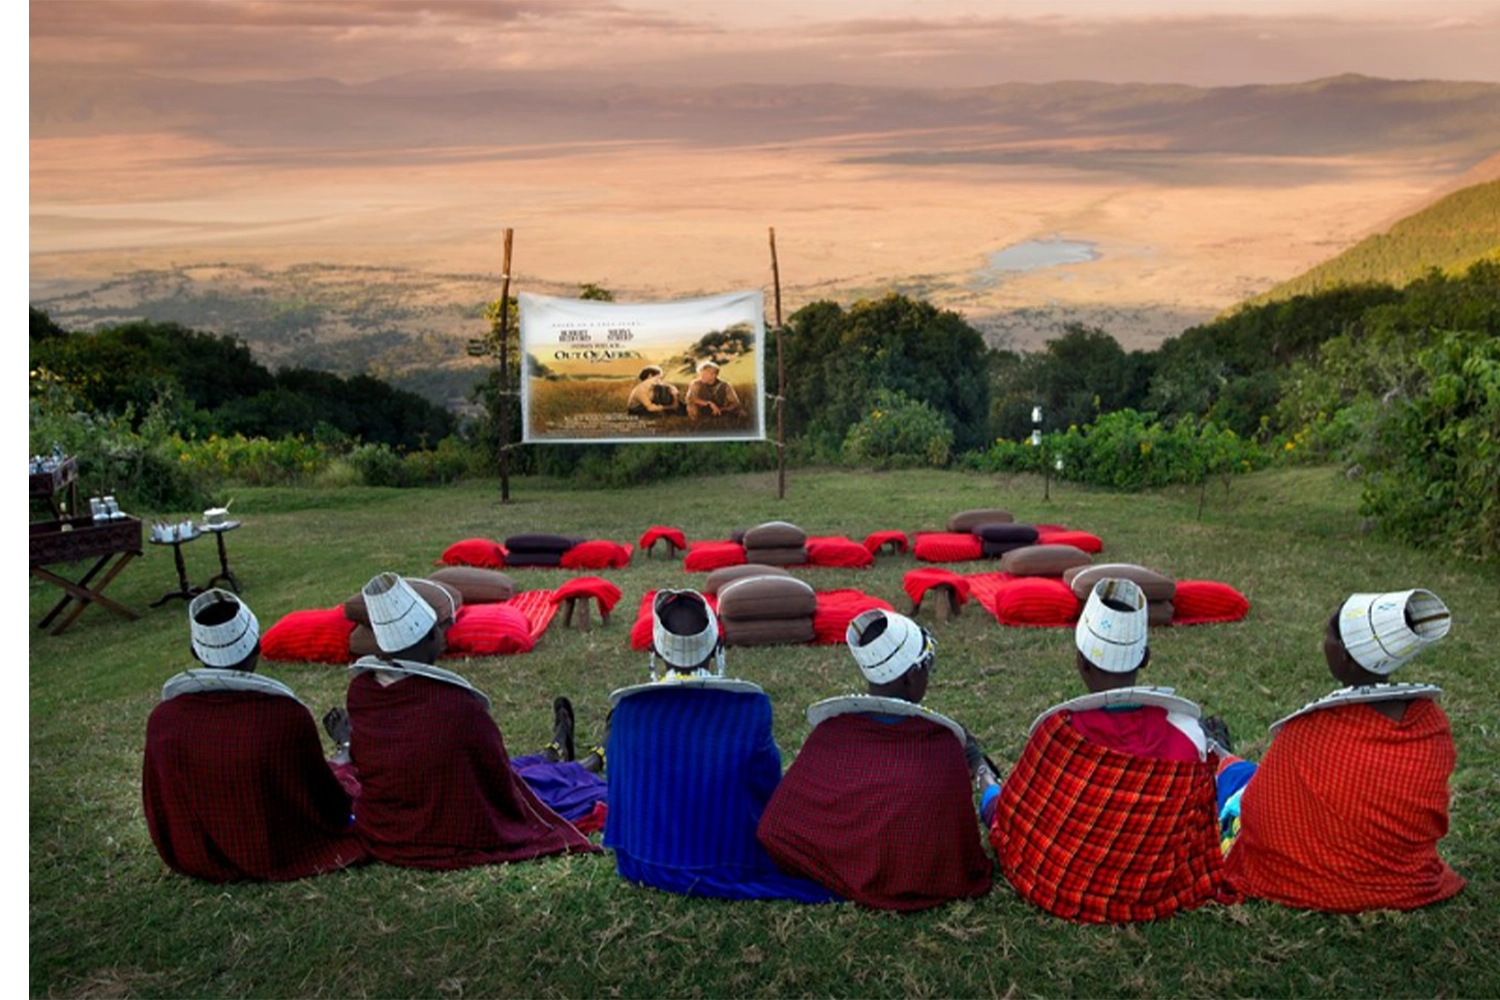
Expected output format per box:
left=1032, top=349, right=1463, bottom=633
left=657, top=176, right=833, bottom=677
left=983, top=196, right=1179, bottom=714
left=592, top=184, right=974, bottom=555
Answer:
left=439, top=538, right=507, bottom=569
left=683, top=541, right=747, bottom=572
left=902, top=568, right=973, bottom=609
left=991, top=577, right=1081, bottom=627
left=812, top=589, right=895, bottom=645
left=560, top=539, right=632, bottom=570
left=638, top=525, right=688, bottom=550
left=444, top=603, right=535, bottom=656
left=805, top=536, right=875, bottom=569
left=1034, top=528, right=1105, bottom=554
left=261, top=607, right=356, bottom=664
left=551, top=575, right=623, bottom=614
left=861, top=530, right=909, bottom=554
left=912, top=532, right=984, bottom=563
left=1172, top=580, right=1250, bottom=625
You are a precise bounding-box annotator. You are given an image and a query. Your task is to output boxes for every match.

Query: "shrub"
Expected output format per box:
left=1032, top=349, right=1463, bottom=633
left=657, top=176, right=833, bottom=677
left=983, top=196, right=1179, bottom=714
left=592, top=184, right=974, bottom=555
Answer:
left=841, top=390, right=954, bottom=468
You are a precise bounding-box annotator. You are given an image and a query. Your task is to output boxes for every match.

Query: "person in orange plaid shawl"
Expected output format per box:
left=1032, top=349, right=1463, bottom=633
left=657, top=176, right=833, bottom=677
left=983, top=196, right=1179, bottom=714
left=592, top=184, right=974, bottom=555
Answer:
left=981, top=578, right=1226, bottom=923
left=1220, top=589, right=1464, bottom=912
left=757, top=609, right=993, bottom=911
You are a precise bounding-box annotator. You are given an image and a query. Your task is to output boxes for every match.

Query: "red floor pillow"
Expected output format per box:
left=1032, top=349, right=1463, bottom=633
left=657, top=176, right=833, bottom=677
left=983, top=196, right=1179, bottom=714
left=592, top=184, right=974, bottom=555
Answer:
left=861, top=530, right=909, bottom=554
left=560, top=539, right=632, bottom=570
left=947, top=508, right=1014, bottom=532
left=804, top=536, right=875, bottom=569
left=684, top=540, right=747, bottom=572
left=1034, top=527, right=1104, bottom=554
left=427, top=566, right=516, bottom=604
left=902, top=568, right=973, bottom=610
left=551, top=576, right=623, bottom=616
left=998, top=544, right=1093, bottom=578
left=991, top=577, right=1081, bottom=627
left=444, top=602, right=535, bottom=656
left=439, top=537, right=506, bottom=569
left=812, top=589, right=895, bottom=645
left=705, top=563, right=792, bottom=595
left=1172, top=580, right=1250, bottom=625
left=261, top=607, right=356, bottom=664
left=913, top=532, right=984, bottom=563
left=637, top=525, right=687, bottom=552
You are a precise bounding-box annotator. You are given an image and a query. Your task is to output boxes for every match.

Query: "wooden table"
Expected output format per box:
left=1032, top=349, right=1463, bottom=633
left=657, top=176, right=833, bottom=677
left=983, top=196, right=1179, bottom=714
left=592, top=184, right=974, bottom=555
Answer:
left=30, top=516, right=143, bottom=635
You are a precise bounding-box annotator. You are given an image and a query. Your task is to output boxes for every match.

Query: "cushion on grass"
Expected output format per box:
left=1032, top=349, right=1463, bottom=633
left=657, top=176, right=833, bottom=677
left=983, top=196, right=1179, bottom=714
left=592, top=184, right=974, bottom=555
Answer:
left=947, top=508, right=1014, bottom=532
left=997, top=544, right=1093, bottom=578
left=743, top=520, right=806, bottom=548
left=1064, top=563, right=1176, bottom=602
left=812, top=590, right=896, bottom=645
left=717, top=576, right=819, bottom=621
left=261, top=607, right=356, bottom=664
left=1171, top=580, right=1250, bottom=625
left=990, top=577, right=1082, bottom=628
left=705, top=564, right=793, bottom=596
left=804, top=536, right=875, bottom=569
left=722, top=616, right=817, bottom=647
left=741, top=545, right=808, bottom=567
left=503, top=533, right=583, bottom=554
left=638, top=525, right=688, bottom=550
left=344, top=578, right=463, bottom=626
left=684, top=541, right=747, bottom=572
left=902, top=568, right=973, bottom=609
left=444, top=603, right=535, bottom=656
left=550, top=576, right=623, bottom=615
left=981, top=539, right=1035, bottom=559
left=1034, top=527, right=1105, bottom=554
left=501, top=551, right=565, bottom=568
left=348, top=624, right=379, bottom=658
left=427, top=566, right=517, bottom=604
left=439, top=538, right=507, bottom=569
left=861, top=530, right=909, bottom=554
left=913, top=532, right=984, bottom=563
left=560, top=539, right=633, bottom=570
left=972, top=523, right=1040, bottom=545
left=1148, top=600, right=1176, bottom=628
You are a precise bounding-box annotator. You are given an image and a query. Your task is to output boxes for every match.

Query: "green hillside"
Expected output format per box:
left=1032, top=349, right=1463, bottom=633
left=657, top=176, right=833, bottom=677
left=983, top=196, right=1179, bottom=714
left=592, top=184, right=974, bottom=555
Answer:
left=1253, top=178, right=1500, bottom=303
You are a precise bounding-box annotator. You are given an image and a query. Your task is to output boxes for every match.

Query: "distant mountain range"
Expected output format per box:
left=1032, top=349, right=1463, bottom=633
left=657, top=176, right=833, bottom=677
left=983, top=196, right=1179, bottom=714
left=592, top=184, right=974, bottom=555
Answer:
left=31, top=70, right=1500, bottom=174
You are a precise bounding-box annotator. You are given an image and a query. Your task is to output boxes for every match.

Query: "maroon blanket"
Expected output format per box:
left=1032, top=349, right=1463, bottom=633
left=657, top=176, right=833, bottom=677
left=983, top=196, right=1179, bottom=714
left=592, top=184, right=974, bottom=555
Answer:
left=758, top=713, right=992, bottom=911
left=143, top=691, right=367, bottom=882
left=347, top=671, right=597, bottom=869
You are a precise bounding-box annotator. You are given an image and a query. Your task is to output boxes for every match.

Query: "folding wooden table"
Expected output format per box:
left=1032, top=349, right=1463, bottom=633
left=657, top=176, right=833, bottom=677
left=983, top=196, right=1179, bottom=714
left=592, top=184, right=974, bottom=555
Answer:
left=30, top=516, right=143, bottom=636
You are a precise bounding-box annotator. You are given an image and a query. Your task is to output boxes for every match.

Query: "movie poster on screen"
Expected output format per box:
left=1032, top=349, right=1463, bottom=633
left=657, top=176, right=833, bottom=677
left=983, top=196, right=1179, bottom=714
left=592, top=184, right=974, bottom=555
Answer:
left=519, top=290, right=766, bottom=444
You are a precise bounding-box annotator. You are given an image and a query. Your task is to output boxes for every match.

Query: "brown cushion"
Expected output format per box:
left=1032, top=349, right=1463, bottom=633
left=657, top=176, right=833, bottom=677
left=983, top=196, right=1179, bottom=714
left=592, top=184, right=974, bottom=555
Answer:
left=742, top=520, right=807, bottom=548
left=704, top=563, right=793, bottom=596
left=426, top=566, right=516, bottom=604
left=741, top=545, right=808, bottom=566
left=348, top=623, right=380, bottom=658
left=717, top=575, right=818, bottom=621
left=1148, top=600, right=1176, bottom=627
left=947, top=508, right=1014, bottom=532
left=503, top=532, right=584, bottom=554
left=1064, top=563, right=1177, bottom=602
left=973, top=523, right=1039, bottom=544
left=722, top=616, right=816, bottom=646
left=344, top=577, right=463, bottom=625
left=998, top=544, right=1093, bottom=577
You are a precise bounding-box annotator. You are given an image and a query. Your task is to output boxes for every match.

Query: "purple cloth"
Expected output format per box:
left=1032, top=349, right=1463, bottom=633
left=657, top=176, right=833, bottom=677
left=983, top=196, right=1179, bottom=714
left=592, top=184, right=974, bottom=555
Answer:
left=513, top=754, right=608, bottom=822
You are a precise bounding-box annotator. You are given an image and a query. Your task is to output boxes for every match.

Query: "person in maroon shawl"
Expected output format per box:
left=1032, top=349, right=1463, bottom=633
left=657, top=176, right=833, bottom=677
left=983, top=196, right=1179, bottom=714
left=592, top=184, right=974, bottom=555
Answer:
left=142, top=590, right=367, bottom=882
left=344, top=573, right=596, bottom=869
left=758, top=609, right=993, bottom=910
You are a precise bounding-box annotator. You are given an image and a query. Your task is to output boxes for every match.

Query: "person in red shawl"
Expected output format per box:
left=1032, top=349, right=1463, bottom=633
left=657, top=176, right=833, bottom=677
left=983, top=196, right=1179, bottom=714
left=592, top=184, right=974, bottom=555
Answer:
left=344, top=573, right=596, bottom=869
left=757, top=609, right=993, bottom=910
left=981, top=578, right=1225, bottom=923
left=1220, top=589, right=1463, bottom=912
left=142, top=589, right=367, bottom=882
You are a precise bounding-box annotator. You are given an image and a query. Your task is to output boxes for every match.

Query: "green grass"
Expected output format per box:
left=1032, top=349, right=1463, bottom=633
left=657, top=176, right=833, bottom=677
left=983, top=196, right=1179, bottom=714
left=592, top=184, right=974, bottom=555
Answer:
left=30, top=466, right=1500, bottom=998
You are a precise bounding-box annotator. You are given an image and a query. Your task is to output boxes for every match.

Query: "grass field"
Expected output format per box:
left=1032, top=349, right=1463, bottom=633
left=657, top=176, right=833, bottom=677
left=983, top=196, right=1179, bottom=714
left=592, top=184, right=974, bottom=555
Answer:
left=29, top=465, right=1500, bottom=998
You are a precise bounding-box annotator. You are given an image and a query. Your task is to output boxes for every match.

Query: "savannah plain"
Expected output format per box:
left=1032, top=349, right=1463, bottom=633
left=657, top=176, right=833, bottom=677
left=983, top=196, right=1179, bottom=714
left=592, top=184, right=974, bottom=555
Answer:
left=30, top=76, right=1500, bottom=386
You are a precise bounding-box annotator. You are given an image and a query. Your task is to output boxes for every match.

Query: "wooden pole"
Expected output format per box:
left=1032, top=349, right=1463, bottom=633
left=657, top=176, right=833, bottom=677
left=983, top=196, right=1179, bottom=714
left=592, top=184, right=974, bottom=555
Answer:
left=498, top=228, right=514, bottom=504
left=769, top=226, right=786, bottom=500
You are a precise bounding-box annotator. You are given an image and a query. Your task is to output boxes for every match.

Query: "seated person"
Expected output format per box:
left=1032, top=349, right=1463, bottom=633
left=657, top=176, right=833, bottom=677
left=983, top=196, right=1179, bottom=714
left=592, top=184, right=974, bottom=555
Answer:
left=757, top=610, right=993, bottom=910
left=982, top=578, right=1224, bottom=923
left=142, top=590, right=367, bottom=882
left=344, top=572, right=597, bottom=869
left=683, top=360, right=741, bottom=420
left=603, top=589, right=835, bottom=901
left=625, top=365, right=682, bottom=416
left=1221, top=589, right=1463, bottom=912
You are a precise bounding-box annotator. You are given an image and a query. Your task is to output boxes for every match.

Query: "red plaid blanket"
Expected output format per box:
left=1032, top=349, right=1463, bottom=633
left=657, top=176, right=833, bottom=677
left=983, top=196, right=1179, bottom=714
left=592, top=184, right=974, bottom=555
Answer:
left=989, top=711, right=1223, bottom=923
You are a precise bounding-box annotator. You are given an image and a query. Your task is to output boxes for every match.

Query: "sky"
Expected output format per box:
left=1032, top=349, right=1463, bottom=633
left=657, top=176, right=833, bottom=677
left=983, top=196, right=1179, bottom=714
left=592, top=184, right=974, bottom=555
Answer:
left=26, top=0, right=1500, bottom=89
